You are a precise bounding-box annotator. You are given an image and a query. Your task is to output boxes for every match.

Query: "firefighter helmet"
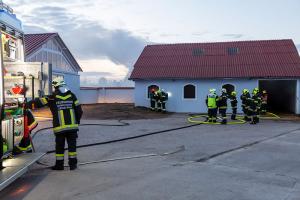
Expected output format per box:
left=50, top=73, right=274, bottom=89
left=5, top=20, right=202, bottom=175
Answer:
left=221, top=88, right=227, bottom=93
left=52, top=78, right=66, bottom=88
left=243, top=89, right=249, bottom=94
left=231, top=91, right=237, bottom=96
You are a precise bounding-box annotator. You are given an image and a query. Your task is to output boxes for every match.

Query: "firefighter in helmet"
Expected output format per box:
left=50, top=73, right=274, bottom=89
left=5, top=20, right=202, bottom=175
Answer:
left=230, top=91, right=238, bottom=120
left=149, top=88, right=156, bottom=111
left=260, top=90, right=268, bottom=114
left=249, top=88, right=261, bottom=124
left=159, top=89, right=168, bottom=112
left=206, top=89, right=218, bottom=123
left=217, top=88, right=228, bottom=124
left=240, top=89, right=251, bottom=121
left=27, top=78, right=83, bottom=170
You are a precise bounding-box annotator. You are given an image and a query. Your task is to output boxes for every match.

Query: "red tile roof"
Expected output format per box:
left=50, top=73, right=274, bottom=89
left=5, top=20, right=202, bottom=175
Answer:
left=24, top=33, right=57, bottom=56
left=24, top=33, right=82, bottom=71
left=129, top=39, right=300, bottom=80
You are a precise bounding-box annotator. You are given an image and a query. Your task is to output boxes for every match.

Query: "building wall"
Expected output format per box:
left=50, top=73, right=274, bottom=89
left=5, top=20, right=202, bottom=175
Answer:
left=52, top=69, right=80, bottom=96
left=134, top=79, right=258, bottom=113
left=25, top=37, right=81, bottom=96
left=296, top=80, right=300, bottom=114
left=80, top=87, right=134, bottom=104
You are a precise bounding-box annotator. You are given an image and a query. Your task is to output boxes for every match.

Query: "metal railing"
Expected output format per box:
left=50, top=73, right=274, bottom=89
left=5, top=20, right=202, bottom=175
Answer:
left=0, top=1, right=13, bottom=14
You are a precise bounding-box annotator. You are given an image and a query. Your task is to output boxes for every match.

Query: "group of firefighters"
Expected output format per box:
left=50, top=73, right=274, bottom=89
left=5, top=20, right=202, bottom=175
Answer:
left=206, top=87, right=268, bottom=124
left=149, top=89, right=169, bottom=112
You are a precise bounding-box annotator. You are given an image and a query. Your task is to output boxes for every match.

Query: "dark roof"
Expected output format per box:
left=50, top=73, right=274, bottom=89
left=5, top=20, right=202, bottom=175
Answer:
left=129, top=39, right=300, bottom=80
left=24, top=33, right=82, bottom=71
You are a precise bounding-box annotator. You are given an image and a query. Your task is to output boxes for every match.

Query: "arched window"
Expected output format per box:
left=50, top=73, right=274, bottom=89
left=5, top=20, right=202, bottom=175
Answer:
left=222, top=84, right=235, bottom=95
left=147, top=85, right=159, bottom=98
left=184, top=84, right=196, bottom=99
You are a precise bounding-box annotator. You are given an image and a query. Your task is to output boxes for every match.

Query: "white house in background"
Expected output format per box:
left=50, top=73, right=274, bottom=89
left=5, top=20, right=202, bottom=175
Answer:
left=129, top=39, right=300, bottom=114
left=24, top=33, right=82, bottom=95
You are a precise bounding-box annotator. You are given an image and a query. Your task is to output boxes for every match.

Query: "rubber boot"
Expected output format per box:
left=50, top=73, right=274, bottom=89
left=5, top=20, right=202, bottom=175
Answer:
left=221, top=119, right=227, bottom=124
left=69, top=158, right=77, bottom=170
left=51, top=160, right=64, bottom=170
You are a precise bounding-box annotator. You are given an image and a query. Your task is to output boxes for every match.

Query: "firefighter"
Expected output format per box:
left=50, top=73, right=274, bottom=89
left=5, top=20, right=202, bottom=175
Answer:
left=206, top=89, right=218, bottom=123
left=249, top=88, right=261, bottom=124
left=260, top=90, right=268, bottom=114
left=230, top=91, right=238, bottom=120
left=27, top=78, right=83, bottom=170
left=240, top=89, right=251, bottom=121
left=13, top=109, right=38, bottom=154
left=217, top=88, right=228, bottom=124
left=149, top=89, right=156, bottom=111
left=154, top=90, right=160, bottom=111
left=160, top=89, right=168, bottom=112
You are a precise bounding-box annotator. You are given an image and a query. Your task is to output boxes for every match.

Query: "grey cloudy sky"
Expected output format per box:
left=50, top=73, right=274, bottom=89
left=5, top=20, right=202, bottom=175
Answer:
left=5, top=0, right=300, bottom=85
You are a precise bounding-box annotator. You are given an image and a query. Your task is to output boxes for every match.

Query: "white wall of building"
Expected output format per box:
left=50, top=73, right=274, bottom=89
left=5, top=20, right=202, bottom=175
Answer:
left=52, top=69, right=80, bottom=96
left=25, top=37, right=80, bottom=96
left=80, top=87, right=134, bottom=104
left=134, top=79, right=258, bottom=113
left=296, top=80, right=300, bottom=114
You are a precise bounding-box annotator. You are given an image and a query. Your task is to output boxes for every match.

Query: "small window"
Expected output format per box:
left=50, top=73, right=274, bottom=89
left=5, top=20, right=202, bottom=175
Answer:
left=147, top=85, right=159, bottom=98
left=184, top=84, right=196, bottom=99
left=228, top=47, right=239, bottom=55
left=193, top=48, right=204, bottom=56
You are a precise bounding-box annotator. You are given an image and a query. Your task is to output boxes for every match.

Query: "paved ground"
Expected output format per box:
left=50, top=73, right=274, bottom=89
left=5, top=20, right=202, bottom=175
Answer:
left=1, top=114, right=300, bottom=200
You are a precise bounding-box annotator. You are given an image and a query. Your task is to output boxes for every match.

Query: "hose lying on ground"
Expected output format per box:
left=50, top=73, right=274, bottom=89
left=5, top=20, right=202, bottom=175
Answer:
left=37, top=146, right=185, bottom=167
left=33, top=121, right=200, bottom=167
left=187, top=112, right=280, bottom=125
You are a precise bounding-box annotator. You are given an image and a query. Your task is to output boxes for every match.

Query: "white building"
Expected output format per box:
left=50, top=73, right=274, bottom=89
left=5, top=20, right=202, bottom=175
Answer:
left=80, top=87, right=134, bottom=104
left=129, top=40, right=300, bottom=114
left=24, top=33, right=82, bottom=95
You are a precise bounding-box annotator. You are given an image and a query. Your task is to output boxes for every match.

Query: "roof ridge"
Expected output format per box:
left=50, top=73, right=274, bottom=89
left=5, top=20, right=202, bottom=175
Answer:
left=24, top=32, right=58, bottom=36
left=146, top=39, right=293, bottom=47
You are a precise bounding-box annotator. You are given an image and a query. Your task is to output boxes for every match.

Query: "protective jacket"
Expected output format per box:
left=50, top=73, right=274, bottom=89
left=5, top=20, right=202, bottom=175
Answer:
left=217, top=93, right=228, bottom=109
left=160, top=91, right=169, bottom=102
left=230, top=96, right=238, bottom=109
left=240, top=93, right=251, bottom=108
left=206, top=94, right=218, bottom=109
left=28, top=90, right=83, bottom=134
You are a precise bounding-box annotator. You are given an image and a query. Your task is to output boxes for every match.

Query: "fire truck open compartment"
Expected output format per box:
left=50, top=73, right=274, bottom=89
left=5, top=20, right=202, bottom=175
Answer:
left=258, top=80, right=297, bottom=114
left=0, top=1, right=48, bottom=191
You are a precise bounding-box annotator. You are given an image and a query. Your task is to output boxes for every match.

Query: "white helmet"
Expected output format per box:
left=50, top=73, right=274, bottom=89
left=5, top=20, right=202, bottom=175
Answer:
left=52, top=78, right=66, bottom=88
left=209, top=88, right=216, bottom=94
left=221, top=88, right=227, bottom=93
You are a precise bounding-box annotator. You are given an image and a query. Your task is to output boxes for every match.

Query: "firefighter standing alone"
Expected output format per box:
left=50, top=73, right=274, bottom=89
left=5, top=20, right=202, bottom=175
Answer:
left=28, top=78, right=83, bottom=170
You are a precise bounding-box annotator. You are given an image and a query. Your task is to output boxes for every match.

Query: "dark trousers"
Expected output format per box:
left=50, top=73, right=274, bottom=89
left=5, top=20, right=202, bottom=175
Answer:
left=231, top=108, right=237, bottom=120
left=219, top=108, right=227, bottom=124
left=161, top=101, right=166, bottom=112
left=208, top=108, right=217, bottom=122
left=157, top=101, right=162, bottom=111
left=261, top=103, right=267, bottom=113
left=150, top=100, right=156, bottom=110
left=55, top=131, right=78, bottom=166
left=242, top=106, right=251, bottom=121
left=250, top=109, right=259, bottom=124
